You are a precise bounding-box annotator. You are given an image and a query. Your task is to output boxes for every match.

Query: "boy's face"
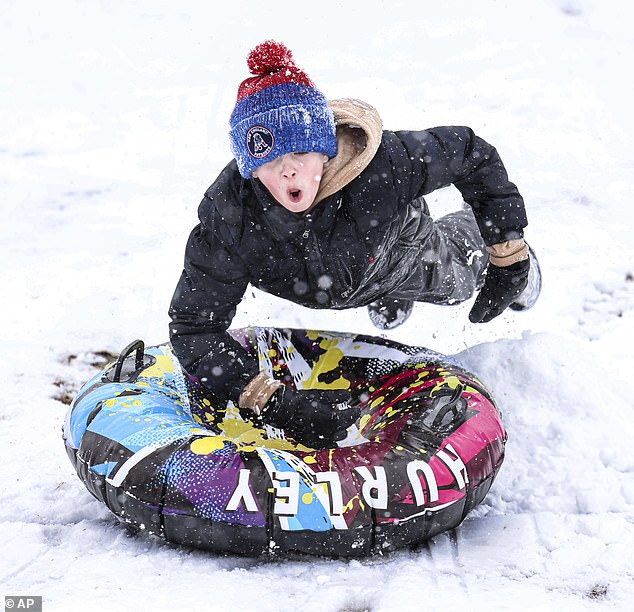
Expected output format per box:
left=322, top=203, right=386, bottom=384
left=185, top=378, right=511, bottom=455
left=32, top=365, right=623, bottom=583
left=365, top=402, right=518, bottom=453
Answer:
left=252, top=152, right=328, bottom=213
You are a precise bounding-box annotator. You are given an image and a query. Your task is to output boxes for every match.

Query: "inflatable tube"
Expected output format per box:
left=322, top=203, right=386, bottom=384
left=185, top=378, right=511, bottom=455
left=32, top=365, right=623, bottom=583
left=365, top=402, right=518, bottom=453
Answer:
left=63, top=327, right=506, bottom=557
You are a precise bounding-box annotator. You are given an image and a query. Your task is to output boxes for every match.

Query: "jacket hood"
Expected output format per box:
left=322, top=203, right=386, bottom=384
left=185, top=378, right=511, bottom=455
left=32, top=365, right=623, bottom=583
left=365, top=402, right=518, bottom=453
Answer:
left=313, top=98, right=383, bottom=205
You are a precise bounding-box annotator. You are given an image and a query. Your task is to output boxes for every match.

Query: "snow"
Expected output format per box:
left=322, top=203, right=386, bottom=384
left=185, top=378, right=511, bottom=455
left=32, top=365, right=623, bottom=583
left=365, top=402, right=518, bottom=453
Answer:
left=2, top=0, right=634, bottom=610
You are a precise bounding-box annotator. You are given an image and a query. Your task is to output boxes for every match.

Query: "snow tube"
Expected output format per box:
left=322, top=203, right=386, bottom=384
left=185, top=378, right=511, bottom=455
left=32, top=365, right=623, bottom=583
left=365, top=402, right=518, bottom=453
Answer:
left=63, top=327, right=506, bottom=557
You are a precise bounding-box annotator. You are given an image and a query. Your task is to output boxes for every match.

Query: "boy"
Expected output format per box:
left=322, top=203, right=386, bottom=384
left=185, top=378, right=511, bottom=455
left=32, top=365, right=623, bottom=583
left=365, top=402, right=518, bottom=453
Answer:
left=169, top=41, right=540, bottom=449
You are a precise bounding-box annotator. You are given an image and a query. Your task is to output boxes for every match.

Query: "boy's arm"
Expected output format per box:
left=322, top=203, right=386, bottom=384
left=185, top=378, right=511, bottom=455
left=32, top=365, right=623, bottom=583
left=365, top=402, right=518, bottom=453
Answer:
left=394, top=127, right=532, bottom=324
left=168, top=223, right=259, bottom=402
left=394, top=126, right=527, bottom=246
left=169, top=220, right=361, bottom=446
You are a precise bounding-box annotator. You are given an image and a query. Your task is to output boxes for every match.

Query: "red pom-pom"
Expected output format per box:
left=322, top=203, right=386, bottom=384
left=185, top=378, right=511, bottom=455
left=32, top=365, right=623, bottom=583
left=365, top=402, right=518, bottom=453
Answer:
left=247, top=40, right=295, bottom=75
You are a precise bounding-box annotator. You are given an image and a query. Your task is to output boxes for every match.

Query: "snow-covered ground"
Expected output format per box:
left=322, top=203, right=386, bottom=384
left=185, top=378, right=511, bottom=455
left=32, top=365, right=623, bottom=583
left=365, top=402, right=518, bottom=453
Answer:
left=2, top=1, right=633, bottom=610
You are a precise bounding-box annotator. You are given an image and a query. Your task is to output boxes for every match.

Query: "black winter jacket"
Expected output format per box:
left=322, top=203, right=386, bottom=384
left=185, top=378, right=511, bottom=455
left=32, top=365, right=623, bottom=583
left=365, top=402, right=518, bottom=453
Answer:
left=169, top=126, right=527, bottom=402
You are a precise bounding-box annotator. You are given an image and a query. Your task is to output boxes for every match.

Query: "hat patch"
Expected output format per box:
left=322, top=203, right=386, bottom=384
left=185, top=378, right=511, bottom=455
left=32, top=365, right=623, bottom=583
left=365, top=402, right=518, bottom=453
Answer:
left=246, top=125, right=275, bottom=159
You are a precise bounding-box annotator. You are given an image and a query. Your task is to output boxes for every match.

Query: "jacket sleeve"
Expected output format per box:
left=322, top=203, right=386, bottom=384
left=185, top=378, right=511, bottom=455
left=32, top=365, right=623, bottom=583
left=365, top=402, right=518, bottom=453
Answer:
left=393, top=127, right=527, bottom=245
left=168, top=205, right=259, bottom=403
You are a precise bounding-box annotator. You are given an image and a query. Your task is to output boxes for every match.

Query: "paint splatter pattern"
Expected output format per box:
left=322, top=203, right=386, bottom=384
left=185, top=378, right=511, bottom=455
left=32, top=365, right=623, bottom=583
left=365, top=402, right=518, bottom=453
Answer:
left=63, top=327, right=506, bottom=556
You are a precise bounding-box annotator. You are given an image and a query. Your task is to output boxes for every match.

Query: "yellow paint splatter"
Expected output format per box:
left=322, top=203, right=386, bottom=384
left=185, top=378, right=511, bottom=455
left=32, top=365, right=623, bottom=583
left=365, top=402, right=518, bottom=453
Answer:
left=301, top=492, right=313, bottom=504
left=140, top=354, right=175, bottom=379
left=359, top=413, right=372, bottom=431
left=343, top=495, right=361, bottom=512
left=190, top=436, right=228, bottom=455
left=292, top=333, right=350, bottom=390
left=303, top=456, right=317, bottom=464
left=370, top=395, right=385, bottom=409
left=218, top=412, right=301, bottom=452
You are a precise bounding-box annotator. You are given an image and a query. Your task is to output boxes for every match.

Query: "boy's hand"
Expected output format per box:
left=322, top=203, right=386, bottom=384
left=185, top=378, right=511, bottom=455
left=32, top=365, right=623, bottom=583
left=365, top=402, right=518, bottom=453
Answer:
left=262, top=387, right=360, bottom=449
left=469, top=259, right=529, bottom=323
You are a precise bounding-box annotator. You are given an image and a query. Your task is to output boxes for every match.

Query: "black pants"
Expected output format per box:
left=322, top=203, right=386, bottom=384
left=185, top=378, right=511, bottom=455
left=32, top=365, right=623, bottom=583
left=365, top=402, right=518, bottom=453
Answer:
left=390, top=206, right=488, bottom=305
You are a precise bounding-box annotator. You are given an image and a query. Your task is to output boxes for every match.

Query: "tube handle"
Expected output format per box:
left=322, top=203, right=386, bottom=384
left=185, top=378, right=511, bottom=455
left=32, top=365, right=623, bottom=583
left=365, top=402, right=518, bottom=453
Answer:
left=113, top=339, right=145, bottom=383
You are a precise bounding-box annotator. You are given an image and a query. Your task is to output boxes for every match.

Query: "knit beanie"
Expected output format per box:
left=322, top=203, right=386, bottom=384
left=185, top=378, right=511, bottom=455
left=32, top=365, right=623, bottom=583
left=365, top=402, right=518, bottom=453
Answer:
left=229, top=41, right=337, bottom=178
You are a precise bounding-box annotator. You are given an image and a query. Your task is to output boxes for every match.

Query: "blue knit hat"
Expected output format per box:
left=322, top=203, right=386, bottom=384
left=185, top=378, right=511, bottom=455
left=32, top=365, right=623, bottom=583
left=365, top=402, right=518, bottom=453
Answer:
left=229, top=41, right=337, bottom=178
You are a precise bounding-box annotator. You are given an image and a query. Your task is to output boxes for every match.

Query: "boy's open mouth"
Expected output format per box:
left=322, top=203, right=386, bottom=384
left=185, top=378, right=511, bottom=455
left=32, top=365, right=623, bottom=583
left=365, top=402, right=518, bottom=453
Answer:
left=288, top=188, right=302, bottom=203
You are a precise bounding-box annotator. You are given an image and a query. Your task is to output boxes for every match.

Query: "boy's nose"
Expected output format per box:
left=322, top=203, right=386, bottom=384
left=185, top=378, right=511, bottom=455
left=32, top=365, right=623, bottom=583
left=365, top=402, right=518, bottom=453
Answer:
left=280, top=155, right=297, bottom=177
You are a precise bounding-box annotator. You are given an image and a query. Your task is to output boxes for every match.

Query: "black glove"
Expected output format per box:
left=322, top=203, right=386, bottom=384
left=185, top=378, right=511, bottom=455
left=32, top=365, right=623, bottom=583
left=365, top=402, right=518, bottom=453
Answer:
left=261, top=386, right=360, bottom=449
left=469, top=259, right=529, bottom=323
